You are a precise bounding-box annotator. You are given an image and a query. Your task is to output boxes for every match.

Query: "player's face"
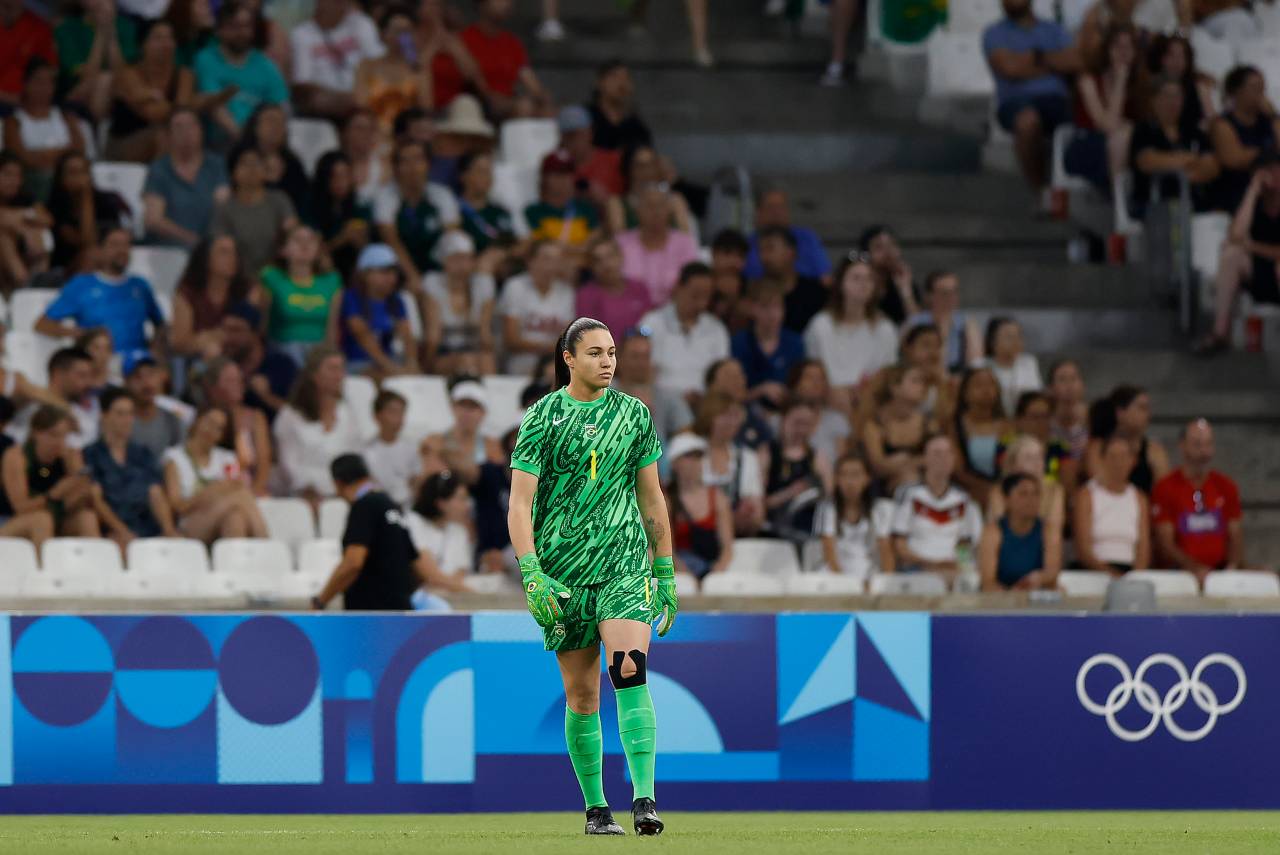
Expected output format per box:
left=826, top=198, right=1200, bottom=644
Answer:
left=568, top=328, right=616, bottom=389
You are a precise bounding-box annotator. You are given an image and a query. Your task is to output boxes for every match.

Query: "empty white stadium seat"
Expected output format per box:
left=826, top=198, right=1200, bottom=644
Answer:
left=499, top=118, right=558, bottom=169
left=463, top=572, right=515, bottom=594
left=1203, top=570, right=1280, bottom=598
left=725, top=538, right=802, bottom=576
left=867, top=572, right=948, bottom=596
left=675, top=573, right=699, bottom=598
left=1057, top=569, right=1112, bottom=597
left=288, top=117, right=340, bottom=176
left=125, top=538, right=211, bottom=598
left=383, top=374, right=453, bottom=441
left=1236, top=40, right=1280, bottom=105
left=295, top=538, right=341, bottom=596
left=342, top=375, right=378, bottom=441
left=318, top=497, right=350, bottom=539
left=92, top=162, right=147, bottom=237
left=785, top=572, right=865, bottom=596
left=40, top=538, right=125, bottom=597
left=10, top=288, right=59, bottom=332
left=211, top=538, right=296, bottom=597
left=2, top=330, right=63, bottom=385
left=1189, top=30, right=1236, bottom=82
left=800, top=539, right=825, bottom=573
left=1127, top=569, right=1201, bottom=597
left=926, top=32, right=994, bottom=98
left=257, top=497, right=317, bottom=546
left=700, top=572, right=786, bottom=596
left=482, top=374, right=526, bottom=437
left=0, top=537, right=40, bottom=597
left=128, top=246, right=189, bottom=297
left=490, top=162, right=536, bottom=237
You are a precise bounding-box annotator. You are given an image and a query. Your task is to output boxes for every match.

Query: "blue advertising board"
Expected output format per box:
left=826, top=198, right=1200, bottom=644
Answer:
left=0, top=611, right=1264, bottom=812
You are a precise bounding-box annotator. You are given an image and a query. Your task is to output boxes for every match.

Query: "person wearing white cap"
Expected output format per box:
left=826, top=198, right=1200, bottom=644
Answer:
left=338, top=243, right=419, bottom=378
left=421, top=377, right=503, bottom=486
left=422, top=230, right=497, bottom=376
left=665, top=432, right=733, bottom=579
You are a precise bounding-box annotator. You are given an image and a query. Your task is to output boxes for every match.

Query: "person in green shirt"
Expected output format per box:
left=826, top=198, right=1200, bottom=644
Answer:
left=260, top=223, right=343, bottom=366
left=456, top=151, right=516, bottom=255
left=508, top=316, right=677, bottom=837
left=55, top=0, right=139, bottom=119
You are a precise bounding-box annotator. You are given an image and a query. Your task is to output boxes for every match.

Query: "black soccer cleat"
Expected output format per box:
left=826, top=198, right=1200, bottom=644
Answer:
left=631, top=798, right=664, bottom=836
left=585, top=806, right=626, bottom=835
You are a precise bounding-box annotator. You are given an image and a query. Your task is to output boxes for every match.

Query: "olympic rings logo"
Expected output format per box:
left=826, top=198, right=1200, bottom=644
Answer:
left=1075, top=653, right=1247, bottom=742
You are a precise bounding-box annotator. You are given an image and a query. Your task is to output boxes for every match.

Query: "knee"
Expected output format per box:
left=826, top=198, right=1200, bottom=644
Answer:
left=607, top=649, right=648, bottom=690
left=565, top=685, right=600, bottom=716
left=1013, top=108, right=1042, bottom=138
left=28, top=510, right=53, bottom=539
left=1219, top=243, right=1250, bottom=274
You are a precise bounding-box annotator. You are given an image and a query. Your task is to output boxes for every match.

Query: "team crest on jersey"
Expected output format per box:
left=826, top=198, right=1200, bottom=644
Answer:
left=584, top=424, right=597, bottom=437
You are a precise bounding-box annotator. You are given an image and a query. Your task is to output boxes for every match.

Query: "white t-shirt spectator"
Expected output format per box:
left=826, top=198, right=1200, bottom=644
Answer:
left=408, top=512, right=474, bottom=575
left=813, top=497, right=894, bottom=580
left=702, top=444, right=763, bottom=503
left=498, top=273, right=575, bottom=375
left=975, top=354, right=1042, bottom=416
left=273, top=401, right=366, bottom=496
left=422, top=272, right=496, bottom=352
left=891, top=482, right=983, bottom=564
left=637, top=303, right=731, bottom=395
left=290, top=10, right=384, bottom=92
left=372, top=182, right=461, bottom=230
left=802, top=312, right=898, bottom=388
left=365, top=435, right=421, bottom=507
left=162, top=445, right=242, bottom=499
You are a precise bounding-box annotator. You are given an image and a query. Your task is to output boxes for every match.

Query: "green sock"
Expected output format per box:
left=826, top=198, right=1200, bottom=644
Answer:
left=614, top=684, right=657, bottom=801
left=564, top=707, right=607, bottom=809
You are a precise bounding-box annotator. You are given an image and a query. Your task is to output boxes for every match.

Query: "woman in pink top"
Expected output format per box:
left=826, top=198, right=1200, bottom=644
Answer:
left=616, top=184, right=699, bottom=305
left=575, top=236, right=652, bottom=334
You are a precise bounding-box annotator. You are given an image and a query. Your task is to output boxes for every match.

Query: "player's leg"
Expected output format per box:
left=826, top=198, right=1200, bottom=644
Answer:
left=599, top=609, right=663, bottom=836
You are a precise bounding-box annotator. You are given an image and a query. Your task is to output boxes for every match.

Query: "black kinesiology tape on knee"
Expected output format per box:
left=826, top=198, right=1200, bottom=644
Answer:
left=607, top=650, right=647, bottom=689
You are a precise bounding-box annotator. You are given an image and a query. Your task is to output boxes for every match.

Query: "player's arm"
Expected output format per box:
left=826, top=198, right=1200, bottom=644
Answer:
left=508, top=467, right=570, bottom=625
left=636, top=461, right=679, bottom=636
left=312, top=544, right=368, bottom=608
left=508, top=468, right=539, bottom=558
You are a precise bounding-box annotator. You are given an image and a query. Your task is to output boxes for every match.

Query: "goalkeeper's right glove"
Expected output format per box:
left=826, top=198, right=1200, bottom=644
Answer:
left=651, top=555, right=678, bottom=637
left=519, top=552, right=570, bottom=628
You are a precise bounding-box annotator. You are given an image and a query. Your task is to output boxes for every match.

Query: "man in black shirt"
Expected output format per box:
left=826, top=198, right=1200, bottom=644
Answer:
left=312, top=455, right=464, bottom=610
left=757, top=226, right=829, bottom=334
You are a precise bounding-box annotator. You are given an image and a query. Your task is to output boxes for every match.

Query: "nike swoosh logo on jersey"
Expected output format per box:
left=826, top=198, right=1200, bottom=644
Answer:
left=552, top=415, right=570, bottom=426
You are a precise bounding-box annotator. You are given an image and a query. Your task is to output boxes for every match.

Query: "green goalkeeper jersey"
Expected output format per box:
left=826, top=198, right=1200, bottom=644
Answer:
left=510, top=387, right=663, bottom=587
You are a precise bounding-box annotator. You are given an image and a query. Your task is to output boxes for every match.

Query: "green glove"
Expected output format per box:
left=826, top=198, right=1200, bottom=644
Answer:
left=519, top=553, right=570, bottom=628
left=651, top=556, right=677, bottom=637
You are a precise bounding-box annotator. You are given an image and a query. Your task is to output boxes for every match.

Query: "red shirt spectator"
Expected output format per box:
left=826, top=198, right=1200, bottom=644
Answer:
left=0, top=4, right=56, bottom=102
left=1151, top=419, right=1244, bottom=577
left=460, top=21, right=526, bottom=98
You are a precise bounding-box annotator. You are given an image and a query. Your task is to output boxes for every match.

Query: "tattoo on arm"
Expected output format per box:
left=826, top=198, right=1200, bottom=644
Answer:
left=643, top=514, right=665, bottom=547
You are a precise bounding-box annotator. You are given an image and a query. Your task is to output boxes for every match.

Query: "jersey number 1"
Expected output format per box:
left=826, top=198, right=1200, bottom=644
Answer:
left=590, top=450, right=597, bottom=480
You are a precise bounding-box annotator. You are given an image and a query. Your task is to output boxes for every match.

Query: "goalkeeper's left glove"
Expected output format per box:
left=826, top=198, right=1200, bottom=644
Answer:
left=519, top=552, right=570, bottom=628
left=651, top=555, right=678, bottom=637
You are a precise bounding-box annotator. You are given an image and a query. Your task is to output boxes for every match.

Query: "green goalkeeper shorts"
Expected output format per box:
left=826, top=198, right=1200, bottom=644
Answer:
left=544, top=572, right=654, bottom=652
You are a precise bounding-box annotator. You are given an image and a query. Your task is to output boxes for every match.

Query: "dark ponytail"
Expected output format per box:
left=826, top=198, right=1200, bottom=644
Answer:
left=554, top=317, right=609, bottom=390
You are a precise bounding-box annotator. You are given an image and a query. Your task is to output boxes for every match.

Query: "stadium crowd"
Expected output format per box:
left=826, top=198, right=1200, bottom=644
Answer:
left=0, top=0, right=1265, bottom=604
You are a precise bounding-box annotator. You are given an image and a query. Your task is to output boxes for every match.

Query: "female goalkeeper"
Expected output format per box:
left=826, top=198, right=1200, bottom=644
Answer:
left=508, top=317, right=678, bottom=837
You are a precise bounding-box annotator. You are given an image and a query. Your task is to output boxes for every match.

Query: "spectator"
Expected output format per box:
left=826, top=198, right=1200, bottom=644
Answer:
left=988, top=433, right=1067, bottom=551
left=83, top=387, right=177, bottom=549
left=273, top=346, right=365, bottom=502
left=1128, top=75, right=1219, bottom=218
left=1198, top=158, right=1280, bottom=355
left=1151, top=418, right=1243, bottom=581
left=907, top=270, right=982, bottom=373
left=428, top=94, right=496, bottom=190
left=408, top=469, right=476, bottom=576
left=891, top=433, right=983, bottom=578
left=364, top=388, right=421, bottom=507
left=1047, top=359, right=1089, bottom=468
left=5, top=347, right=99, bottom=450
left=342, top=109, right=388, bottom=206
left=732, top=279, right=804, bottom=410
left=616, top=185, right=700, bottom=305
left=0, top=0, right=56, bottom=110
left=589, top=60, right=652, bottom=151
left=340, top=243, right=417, bottom=378
left=455, top=152, right=516, bottom=258
left=786, top=359, right=851, bottom=465
left=291, top=0, right=382, bottom=120
left=241, top=103, right=310, bottom=213
left=525, top=148, right=599, bottom=251
left=860, top=226, right=920, bottom=325
left=0, top=397, right=51, bottom=547
left=604, top=144, right=696, bottom=238
left=421, top=379, right=503, bottom=485
left=36, top=227, right=164, bottom=364
left=142, top=108, right=228, bottom=248
left=639, top=262, right=730, bottom=397
left=220, top=302, right=296, bottom=420
left=983, top=0, right=1078, bottom=200
left=999, top=391, right=1073, bottom=486
left=803, top=255, right=897, bottom=405
left=472, top=427, right=516, bottom=573
left=744, top=188, right=832, bottom=283
left=951, top=367, right=1011, bottom=508
left=624, top=0, right=713, bottom=68
left=815, top=453, right=893, bottom=579
left=200, top=357, right=271, bottom=495
left=77, top=327, right=116, bottom=392
left=310, top=150, right=373, bottom=280
left=760, top=401, right=831, bottom=544
left=666, top=432, right=732, bottom=579
left=165, top=0, right=215, bottom=69
left=1145, top=33, right=1215, bottom=138
left=211, top=146, right=299, bottom=279
left=979, top=472, right=1061, bottom=591
left=461, top=0, right=551, bottom=119
left=171, top=235, right=255, bottom=360
left=413, top=0, right=485, bottom=112
left=1086, top=384, right=1170, bottom=493
left=694, top=391, right=764, bottom=537
left=756, top=226, right=829, bottom=335
left=976, top=317, right=1042, bottom=416
left=575, top=236, right=652, bottom=338
left=1075, top=433, right=1150, bottom=573
left=709, top=227, right=750, bottom=331
left=422, top=230, right=497, bottom=375
left=612, top=328, right=692, bottom=443
left=0, top=151, right=52, bottom=289
left=1209, top=66, right=1280, bottom=214
left=45, top=151, right=130, bottom=272
left=499, top=240, right=575, bottom=375
left=374, top=140, right=459, bottom=282
left=1, top=405, right=99, bottom=540
left=558, top=103, right=622, bottom=202
left=195, top=1, right=288, bottom=139
left=1068, top=24, right=1139, bottom=191
left=702, top=357, right=773, bottom=450
left=126, top=356, right=185, bottom=457
left=105, top=20, right=193, bottom=163
left=863, top=365, right=934, bottom=496
left=261, top=224, right=342, bottom=365
left=162, top=405, right=268, bottom=542
left=55, top=0, right=137, bottom=121
left=3, top=59, right=86, bottom=201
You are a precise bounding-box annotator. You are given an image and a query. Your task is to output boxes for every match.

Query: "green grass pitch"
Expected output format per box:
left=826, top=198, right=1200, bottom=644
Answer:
left=0, top=812, right=1278, bottom=854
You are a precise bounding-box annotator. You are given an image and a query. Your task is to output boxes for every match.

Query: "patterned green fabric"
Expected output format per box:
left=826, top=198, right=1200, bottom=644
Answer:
left=511, top=387, right=662, bottom=589
left=541, top=572, right=653, bottom=652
